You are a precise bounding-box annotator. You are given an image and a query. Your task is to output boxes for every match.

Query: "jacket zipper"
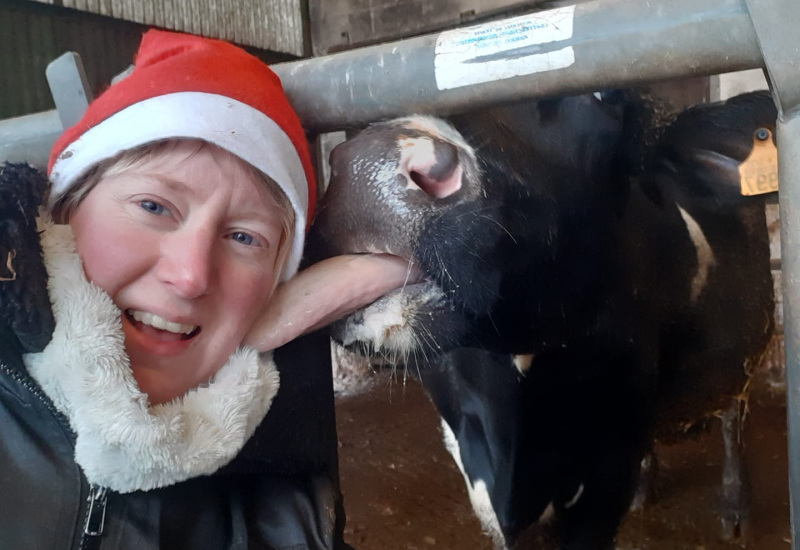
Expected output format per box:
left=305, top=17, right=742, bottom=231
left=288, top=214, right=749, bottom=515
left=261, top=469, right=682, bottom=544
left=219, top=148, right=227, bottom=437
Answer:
left=1, top=361, right=108, bottom=549
left=0, top=360, right=63, bottom=419
left=81, top=484, right=109, bottom=547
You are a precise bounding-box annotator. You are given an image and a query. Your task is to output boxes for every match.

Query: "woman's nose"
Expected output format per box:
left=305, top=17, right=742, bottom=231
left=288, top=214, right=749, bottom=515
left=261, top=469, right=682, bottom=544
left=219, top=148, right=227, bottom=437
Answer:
left=157, top=228, right=213, bottom=299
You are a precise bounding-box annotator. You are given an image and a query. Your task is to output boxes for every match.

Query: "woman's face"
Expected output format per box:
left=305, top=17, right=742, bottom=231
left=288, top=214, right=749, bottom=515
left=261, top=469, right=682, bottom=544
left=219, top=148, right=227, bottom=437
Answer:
left=69, top=142, right=286, bottom=404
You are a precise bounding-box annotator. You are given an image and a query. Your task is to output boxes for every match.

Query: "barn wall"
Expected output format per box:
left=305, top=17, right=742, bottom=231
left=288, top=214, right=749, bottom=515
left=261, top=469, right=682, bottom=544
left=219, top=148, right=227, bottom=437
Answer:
left=25, top=0, right=308, bottom=56
left=1, top=0, right=297, bottom=120
left=308, top=0, right=569, bottom=56
left=712, top=69, right=769, bottom=103
left=1, top=0, right=143, bottom=119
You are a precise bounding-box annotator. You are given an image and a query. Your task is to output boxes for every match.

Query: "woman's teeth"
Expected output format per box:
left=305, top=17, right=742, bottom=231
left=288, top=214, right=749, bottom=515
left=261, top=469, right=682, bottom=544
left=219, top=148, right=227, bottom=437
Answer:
left=128, top=310, right=197, bottom=335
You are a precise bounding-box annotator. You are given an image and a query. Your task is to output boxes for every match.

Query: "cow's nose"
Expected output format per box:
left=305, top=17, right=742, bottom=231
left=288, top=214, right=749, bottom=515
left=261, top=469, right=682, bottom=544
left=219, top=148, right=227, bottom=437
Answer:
left=403, top=138, right=463, bottom=199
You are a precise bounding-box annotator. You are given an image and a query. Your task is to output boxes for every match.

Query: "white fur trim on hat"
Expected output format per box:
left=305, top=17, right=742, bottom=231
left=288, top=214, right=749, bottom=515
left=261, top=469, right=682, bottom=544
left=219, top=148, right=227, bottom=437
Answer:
left=49, top=92, right=308, bottom=280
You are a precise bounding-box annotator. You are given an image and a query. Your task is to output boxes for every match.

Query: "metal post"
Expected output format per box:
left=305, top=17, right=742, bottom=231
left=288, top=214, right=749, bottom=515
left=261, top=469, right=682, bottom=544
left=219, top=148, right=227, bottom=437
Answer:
left=45, top=52, right=93, bottom=130
left=744, top=0, right=800, bottom=547
left=779, top=111, right=800, bottom=550
left=0, top=52, right=94, bottom=170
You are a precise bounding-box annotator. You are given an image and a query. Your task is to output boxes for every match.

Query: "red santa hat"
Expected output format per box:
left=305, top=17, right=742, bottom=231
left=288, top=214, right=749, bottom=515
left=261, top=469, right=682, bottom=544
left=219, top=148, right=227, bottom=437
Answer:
left=48, top=29, right=315, bottom=280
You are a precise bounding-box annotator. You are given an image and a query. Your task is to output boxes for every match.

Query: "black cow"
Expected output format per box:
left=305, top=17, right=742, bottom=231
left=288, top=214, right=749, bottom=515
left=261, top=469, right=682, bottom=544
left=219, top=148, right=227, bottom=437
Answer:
left=306, top=91, right=776, bottom=549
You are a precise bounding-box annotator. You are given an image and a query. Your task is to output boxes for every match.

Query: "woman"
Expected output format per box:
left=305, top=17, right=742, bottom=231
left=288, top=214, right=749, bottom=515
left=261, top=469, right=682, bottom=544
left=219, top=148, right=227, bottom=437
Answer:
left=0, top=29, right=410, bottom=549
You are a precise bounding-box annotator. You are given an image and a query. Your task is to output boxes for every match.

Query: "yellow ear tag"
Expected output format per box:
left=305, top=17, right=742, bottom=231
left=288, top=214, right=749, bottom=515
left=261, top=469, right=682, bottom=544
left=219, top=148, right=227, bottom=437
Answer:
left=739, top=128, right=778, bottom=196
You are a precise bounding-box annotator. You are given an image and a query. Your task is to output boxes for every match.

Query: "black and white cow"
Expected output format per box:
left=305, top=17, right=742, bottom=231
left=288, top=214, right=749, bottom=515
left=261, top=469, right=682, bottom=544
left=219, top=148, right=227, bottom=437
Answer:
left=306, top=91, right=776, bottom=549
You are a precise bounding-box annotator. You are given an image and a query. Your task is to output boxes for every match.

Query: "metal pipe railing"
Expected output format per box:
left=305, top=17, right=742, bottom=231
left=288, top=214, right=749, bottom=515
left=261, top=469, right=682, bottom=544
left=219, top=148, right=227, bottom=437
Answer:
left=275, top=0, right=764, bottom=131
left=0, top=109, right=61, bottom=170
left=0, top=0, right=768, bottom=164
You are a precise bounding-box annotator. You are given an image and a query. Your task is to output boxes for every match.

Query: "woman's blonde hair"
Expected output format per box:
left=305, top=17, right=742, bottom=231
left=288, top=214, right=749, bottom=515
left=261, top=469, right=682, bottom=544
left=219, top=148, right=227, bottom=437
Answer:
left=52, top=139, right=296, bottom=285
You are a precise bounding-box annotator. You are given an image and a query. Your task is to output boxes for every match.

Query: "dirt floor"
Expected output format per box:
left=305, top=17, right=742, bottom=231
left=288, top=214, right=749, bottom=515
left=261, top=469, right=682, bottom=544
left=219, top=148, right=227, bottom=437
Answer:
left=335, top=370, right=791, bottom=550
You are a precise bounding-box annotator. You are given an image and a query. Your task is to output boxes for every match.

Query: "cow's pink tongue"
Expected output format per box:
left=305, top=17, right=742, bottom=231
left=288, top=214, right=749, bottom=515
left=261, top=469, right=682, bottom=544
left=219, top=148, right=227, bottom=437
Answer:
left=244, top=254, right=421, bottom=352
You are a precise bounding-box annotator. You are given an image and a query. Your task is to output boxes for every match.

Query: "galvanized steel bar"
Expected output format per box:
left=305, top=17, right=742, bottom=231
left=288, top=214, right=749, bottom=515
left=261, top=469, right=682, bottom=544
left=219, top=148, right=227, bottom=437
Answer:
left=778, top=111, right=800, bottom=550
left=274, top=0, right=764, bottom=132
left=46, top=52, right=93, bottom=130
left=1, top=49, right=96, bottom=171
left=745, top=0, right=800, bottom=546
left=0, top=0, right=769, bottom=160
left=0, top=109, right=61, bottom=170
left=745, top=0, right=800, bottom=112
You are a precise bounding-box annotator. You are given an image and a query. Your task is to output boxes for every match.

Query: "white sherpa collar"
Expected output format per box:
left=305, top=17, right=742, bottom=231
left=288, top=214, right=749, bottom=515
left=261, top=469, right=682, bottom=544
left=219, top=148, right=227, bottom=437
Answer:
left=23, top=222, right=280, bottom=493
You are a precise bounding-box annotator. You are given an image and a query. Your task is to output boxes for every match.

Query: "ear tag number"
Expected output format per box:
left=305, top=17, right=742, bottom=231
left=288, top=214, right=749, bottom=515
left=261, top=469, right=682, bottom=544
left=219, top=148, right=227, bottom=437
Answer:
left=739, top=128, right=778, bottom=196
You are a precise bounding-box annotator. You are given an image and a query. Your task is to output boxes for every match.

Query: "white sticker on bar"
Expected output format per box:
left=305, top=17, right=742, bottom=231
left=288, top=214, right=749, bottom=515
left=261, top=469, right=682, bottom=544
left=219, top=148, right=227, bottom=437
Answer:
left=434, top=5, right=576, bottom=91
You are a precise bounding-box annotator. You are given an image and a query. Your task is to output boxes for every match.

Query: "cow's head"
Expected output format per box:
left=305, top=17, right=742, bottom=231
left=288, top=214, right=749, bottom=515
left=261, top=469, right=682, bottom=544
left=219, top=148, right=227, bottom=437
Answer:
left=307, top=95, right=629, bottom=360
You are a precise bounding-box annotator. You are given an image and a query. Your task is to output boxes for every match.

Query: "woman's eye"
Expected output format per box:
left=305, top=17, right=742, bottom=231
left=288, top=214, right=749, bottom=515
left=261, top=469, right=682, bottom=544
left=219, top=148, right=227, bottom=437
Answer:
left=140, top=200, right=168, bottom=216
left=231, top=232, right=256, bottom=246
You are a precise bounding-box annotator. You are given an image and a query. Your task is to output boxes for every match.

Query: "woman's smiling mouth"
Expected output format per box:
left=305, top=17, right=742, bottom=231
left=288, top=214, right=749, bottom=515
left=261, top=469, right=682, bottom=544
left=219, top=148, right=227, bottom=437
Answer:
left=126, top=309, right=200, bottom=340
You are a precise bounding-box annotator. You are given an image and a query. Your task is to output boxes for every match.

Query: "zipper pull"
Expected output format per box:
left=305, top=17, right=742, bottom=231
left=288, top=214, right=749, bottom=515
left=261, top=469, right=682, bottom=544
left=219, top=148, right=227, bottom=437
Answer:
left=84, top=485, right=108, bottom=537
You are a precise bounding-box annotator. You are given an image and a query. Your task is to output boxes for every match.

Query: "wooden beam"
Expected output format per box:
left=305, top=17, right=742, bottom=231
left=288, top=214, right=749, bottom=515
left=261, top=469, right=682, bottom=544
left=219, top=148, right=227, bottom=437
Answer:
left=26, top=0, right=306, bottom=56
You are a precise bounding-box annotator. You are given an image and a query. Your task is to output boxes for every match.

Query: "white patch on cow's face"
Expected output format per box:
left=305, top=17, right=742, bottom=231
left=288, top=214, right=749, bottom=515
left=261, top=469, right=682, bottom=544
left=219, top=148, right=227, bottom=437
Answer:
left=564, top=483, right=584, bottom=509
left=513, top=354, right=534, bottom=374
left=677, top=205, right=716, bottom=303
left=440, top=419, right=508, bottom=548
left=395, top=115, right=477, bottom=162
left=338, top=282, right=446, bottom=359
left=538, top=502, right=556, bottom=523
left=339, top=292, right=417, bottom=353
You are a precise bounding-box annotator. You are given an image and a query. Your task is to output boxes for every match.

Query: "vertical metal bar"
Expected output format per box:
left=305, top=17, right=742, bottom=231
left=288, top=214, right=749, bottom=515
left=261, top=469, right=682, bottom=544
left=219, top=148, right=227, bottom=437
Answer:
left=744, top=0, right=800, bottom=545
left=45, top=52, right=93, bottom=130
left=779, top=110, right=800, bottom=550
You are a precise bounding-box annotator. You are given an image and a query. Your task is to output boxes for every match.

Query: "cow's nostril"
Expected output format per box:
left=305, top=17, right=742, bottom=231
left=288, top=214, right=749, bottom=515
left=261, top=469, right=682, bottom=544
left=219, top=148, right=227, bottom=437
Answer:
left=410, top=170, right=447, bottom=196
left=405, top=140, right=463, bottom=199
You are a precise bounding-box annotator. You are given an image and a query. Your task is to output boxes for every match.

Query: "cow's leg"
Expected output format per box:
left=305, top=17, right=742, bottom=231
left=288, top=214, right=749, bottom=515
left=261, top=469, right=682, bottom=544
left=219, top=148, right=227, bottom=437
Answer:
left=629, top=449, right=658, bottom=512
left=439, top=419, right=508, bottom=549
left=419, top=349, right=558, bottom=549
left=556, top=441, right=645, bottom=550
left=417, top=350, right=516, bottom=549
left=554, top=346, right=657, bottom=550
left=720, top=396, right=749, bottom=543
